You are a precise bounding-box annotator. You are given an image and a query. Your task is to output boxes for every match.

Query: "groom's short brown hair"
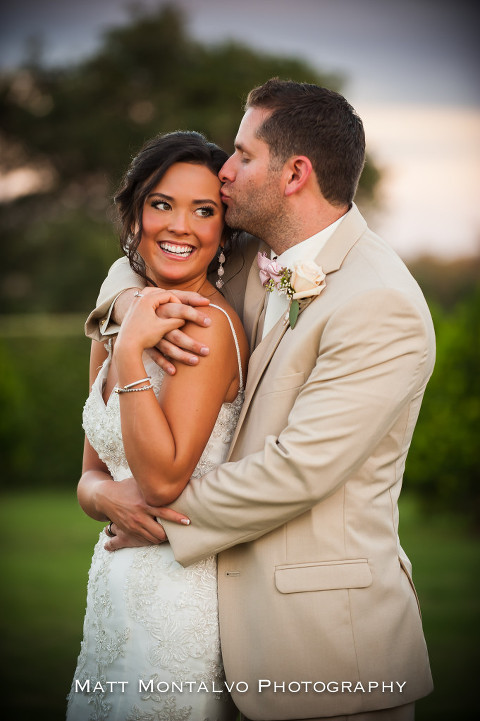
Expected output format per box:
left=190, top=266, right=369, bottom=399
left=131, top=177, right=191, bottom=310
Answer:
left=246, top=78, right=365, bottom=207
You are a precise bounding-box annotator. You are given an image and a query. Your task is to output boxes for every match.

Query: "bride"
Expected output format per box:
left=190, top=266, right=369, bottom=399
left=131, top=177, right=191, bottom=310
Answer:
left=67, top=131, right=248, bottom=721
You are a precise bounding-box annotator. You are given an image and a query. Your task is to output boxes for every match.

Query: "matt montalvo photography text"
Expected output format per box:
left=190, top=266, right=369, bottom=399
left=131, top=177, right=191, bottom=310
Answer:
left=74, top=679, right=408, bottom=695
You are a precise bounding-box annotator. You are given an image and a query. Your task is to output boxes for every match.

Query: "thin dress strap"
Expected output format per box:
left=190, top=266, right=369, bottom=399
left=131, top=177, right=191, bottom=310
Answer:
left=209, top=303, right=244, bottom=391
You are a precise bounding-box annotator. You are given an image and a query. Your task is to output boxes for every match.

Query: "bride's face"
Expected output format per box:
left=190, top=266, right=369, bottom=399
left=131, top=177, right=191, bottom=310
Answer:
left=138, top=162, right=224, bottom=290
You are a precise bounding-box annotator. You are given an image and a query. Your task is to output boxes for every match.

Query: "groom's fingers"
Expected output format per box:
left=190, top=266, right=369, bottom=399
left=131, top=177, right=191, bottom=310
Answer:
left=161, top=330, right=209, bottom=361
left=147, top=347, right=177, bottom=376
left=145, top=300, right=212, bottom=374
left=153, top=340, right=199, bottom=374
left=156, top=301, right=212, bottom=328
left=148, top=330, right=210, bottom=375
left=169, top=289, right=210, bottom=307
left=163, top=327, right=211, bottom=356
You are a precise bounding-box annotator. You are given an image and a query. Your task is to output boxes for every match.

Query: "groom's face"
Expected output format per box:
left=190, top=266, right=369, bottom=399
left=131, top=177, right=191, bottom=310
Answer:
left=219, top=107, right=284, bottom=239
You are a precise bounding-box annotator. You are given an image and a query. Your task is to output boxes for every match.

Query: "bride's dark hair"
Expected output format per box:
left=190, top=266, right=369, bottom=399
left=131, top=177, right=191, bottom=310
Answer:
left=114, top=131, right=236, bottom=285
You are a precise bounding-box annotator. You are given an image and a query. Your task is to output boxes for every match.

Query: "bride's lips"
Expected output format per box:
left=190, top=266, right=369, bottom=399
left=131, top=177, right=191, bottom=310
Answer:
left=157, top=241, right=195, bottom=260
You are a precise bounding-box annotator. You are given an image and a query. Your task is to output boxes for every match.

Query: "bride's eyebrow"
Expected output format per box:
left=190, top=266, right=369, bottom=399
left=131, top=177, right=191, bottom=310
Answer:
left=192, top=198, right=220, bottom=207
left=147, top=191, right=220, bottom=208
left=147, top=192, right=172, bottom=201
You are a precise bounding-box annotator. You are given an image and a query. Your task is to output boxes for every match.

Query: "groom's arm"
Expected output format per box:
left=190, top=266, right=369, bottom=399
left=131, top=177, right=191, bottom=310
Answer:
left=161, top=289, right=435, bottom=566
left=85, top=257, right=145, bottom=341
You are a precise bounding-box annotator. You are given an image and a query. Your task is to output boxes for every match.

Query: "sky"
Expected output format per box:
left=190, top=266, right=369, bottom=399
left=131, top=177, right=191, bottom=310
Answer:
left=1, top=0, right=479, bottom=260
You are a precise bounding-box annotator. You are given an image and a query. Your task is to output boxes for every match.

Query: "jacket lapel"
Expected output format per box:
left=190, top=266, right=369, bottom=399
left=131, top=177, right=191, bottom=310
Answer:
left=243, top=240, right=270, bottom=350
left=313, top=202, right=367, bottom=274
left=228, top=313, right=291, bottom=454
left=229, top=205, right=367, bottom=453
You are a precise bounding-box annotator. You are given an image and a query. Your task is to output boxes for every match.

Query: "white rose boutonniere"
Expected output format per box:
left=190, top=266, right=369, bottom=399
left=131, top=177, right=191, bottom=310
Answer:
left=257, top=253, right=326, bottom=329
left=290, top=261, right=326, bottom=300
left=288, top=260, right=326, bottom=327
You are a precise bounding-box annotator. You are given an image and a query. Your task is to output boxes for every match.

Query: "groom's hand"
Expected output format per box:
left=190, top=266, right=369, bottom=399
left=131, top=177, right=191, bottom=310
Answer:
left=151, top=289, right=213, bottom=375
left=113, top=288, right=212, bottom=375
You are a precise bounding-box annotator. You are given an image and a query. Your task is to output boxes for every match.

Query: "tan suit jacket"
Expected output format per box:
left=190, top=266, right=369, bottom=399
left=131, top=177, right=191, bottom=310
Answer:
left=87, top=205, right=434, bottom=719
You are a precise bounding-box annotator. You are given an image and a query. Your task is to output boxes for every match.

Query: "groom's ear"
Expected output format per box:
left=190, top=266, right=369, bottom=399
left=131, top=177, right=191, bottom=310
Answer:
left=283, top=156, right=313, bottom=197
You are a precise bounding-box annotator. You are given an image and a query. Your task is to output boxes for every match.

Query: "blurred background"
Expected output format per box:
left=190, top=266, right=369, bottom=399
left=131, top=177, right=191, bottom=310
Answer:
left=0, top=1, right=479, bottom=719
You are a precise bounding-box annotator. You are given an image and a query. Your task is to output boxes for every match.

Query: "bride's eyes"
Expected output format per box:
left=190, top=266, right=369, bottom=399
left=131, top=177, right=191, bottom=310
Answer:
left=195, top=206, right=215, bottom=218
left=148, top=199, right=216, bottom=219
left=151, top=200, right=171, bottom=211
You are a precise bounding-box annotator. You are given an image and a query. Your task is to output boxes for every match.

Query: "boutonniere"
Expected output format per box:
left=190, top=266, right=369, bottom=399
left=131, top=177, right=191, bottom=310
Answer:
left=257, top=253, right=326, bottom=329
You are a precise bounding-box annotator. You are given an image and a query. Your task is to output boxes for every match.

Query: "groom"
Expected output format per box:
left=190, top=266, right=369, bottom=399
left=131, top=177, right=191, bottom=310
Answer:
left=85, top=79, right=434, bottom=720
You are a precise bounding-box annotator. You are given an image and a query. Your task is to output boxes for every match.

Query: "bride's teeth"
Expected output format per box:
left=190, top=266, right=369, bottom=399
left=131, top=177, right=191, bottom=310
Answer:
left=160, top=243, right=193, bottom=257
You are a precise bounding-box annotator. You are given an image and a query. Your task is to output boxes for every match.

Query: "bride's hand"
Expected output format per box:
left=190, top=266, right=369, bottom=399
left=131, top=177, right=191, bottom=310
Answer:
left=96, top=476, right=190, bottom=548
left=104, top=524, right=159, bottom=552
left=115, top=288, right=186, bottom=356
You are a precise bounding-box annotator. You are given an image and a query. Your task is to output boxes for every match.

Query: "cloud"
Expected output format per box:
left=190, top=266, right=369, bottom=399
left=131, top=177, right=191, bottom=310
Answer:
left=358, top=103, right=480, bottom=258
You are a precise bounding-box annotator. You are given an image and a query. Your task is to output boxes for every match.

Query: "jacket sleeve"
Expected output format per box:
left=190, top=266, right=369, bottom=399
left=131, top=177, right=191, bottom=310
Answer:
left=84, top=257, right=146, bottom=340
left=161, top=288, right=435, bottom=566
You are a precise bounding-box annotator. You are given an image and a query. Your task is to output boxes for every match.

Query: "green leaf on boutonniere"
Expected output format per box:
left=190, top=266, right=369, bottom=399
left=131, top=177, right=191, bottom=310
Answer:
left=289, top=299, right=299, bottom=329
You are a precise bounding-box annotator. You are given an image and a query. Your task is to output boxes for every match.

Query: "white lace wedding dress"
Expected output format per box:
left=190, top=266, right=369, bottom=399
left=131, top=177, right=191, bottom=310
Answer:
left=67, top=306, right=243, bottom=721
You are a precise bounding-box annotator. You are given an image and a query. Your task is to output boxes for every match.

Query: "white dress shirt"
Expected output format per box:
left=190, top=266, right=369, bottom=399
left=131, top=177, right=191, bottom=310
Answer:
left=262, top=215, right=344, bottom=338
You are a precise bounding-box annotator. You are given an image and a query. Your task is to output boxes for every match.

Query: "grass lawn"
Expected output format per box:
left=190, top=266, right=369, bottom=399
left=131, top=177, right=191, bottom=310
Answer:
left=0, top=490, right=99, bottom=719
left=398, top=496, right=480, bottom=720
left=0, top=490, right=478, bottom=720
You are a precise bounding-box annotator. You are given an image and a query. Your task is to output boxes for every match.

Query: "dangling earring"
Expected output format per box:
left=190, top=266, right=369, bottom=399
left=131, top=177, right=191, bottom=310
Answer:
left=216, top=248, right=226, bottom=289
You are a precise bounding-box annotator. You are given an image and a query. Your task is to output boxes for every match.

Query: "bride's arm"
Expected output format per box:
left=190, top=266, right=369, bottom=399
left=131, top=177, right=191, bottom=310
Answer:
left=77, top=338, right=188, bottom=543
left=114, top=288, right=243, bottom=507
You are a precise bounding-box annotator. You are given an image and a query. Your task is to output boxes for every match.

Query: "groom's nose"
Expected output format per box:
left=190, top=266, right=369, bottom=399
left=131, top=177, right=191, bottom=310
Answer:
left=219, top=155, right=235, bottom=183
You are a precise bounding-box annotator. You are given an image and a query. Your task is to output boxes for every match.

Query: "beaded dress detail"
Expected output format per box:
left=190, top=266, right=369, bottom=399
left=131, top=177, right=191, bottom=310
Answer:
left=67, top=306, right=243, bottom=721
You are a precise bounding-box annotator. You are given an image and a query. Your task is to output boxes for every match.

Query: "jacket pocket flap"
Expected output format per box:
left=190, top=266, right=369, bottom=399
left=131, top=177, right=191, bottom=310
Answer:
left=275, top=559, right=372, bottom=593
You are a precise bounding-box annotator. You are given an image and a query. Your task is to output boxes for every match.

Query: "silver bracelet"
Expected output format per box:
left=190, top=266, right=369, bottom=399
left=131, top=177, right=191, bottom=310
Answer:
left=113, top=376, right=151, bottom=393
left=123, top=376, right=151, bottom=389
left=114, top=383, right=153, bottom=394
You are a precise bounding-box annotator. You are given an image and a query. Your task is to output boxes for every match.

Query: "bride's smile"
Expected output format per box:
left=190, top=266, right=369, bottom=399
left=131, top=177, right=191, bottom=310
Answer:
left=157, top=240, right=195, bottom=258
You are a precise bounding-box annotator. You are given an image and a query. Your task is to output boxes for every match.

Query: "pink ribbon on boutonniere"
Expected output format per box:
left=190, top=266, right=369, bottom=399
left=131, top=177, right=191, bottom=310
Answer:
left=257, top=252, right=283, bottom=286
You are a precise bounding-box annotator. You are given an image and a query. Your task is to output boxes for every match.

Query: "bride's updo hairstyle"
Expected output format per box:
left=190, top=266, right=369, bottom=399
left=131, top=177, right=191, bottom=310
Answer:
left=114, top=130, right=235, bottom=284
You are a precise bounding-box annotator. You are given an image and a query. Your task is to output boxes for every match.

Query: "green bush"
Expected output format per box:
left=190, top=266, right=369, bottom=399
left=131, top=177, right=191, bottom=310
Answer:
left=0, top=329, right=89, bottom=490
left=404, top=288, right=480, bottom=523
